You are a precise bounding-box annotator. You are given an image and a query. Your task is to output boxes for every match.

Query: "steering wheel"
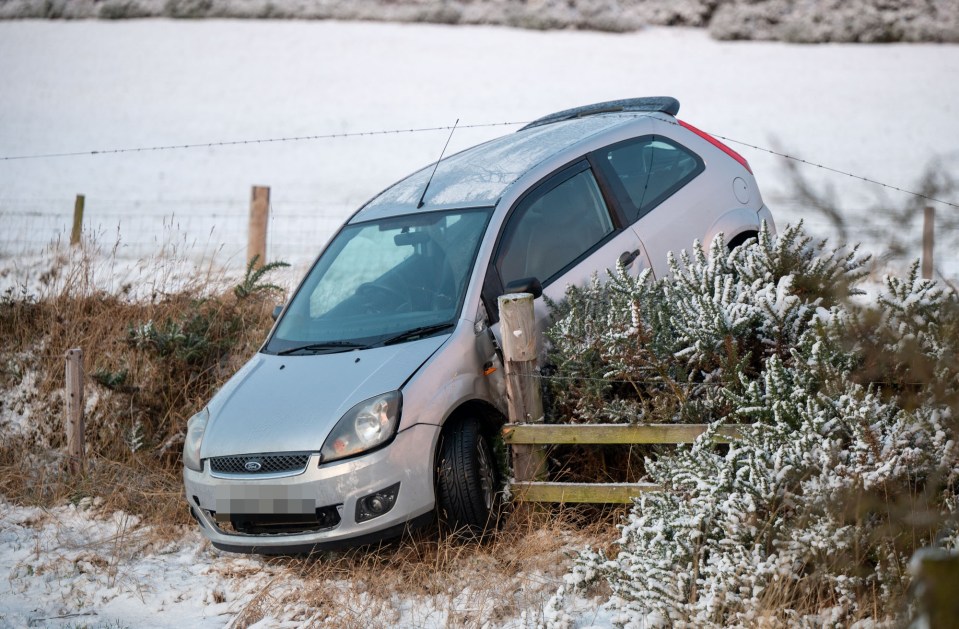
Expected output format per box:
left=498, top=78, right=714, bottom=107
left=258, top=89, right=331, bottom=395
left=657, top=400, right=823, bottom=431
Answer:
left=356, top=282, right=409, bottom=312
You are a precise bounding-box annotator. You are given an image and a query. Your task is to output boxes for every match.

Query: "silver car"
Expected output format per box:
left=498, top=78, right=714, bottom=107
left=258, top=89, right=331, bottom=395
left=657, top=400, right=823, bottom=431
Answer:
left=183, top=97, right=775, bottom=553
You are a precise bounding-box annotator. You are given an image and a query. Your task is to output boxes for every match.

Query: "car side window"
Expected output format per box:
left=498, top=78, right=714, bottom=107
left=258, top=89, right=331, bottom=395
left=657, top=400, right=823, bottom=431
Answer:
left=496, top=167, right=614, bottom=288
left=601, top=136, right=704, bottom=221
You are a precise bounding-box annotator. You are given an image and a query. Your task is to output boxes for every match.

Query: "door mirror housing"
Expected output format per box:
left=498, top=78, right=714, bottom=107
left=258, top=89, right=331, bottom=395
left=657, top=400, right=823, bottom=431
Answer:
left=502, top=277, right=543, bottom=299
left=271, top=304, right=283, bottom=321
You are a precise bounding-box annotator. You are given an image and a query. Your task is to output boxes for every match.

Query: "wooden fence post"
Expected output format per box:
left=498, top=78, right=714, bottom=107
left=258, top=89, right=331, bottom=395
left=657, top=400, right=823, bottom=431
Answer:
left=922, top=206, right=935, bottom=280
left=65, top=348, right=85, bottom=475
left=248, top=185, right=270, bottom=267
left=498, top=292, right=546, bottom=483
left=70, top=194, right=85, bottom=246
left=910, top=548, right=959, bottom=628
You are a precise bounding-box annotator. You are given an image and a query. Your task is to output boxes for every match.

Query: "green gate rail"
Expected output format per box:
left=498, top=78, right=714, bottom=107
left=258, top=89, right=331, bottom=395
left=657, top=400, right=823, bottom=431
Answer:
left=502, top=423, right=743, bottom=504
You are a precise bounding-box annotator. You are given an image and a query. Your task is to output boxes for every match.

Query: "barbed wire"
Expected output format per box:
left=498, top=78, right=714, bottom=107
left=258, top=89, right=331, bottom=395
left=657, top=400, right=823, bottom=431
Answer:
left=658, top=117, right=959, bottom=211
left=515, top=372, right=936, bottom=388
left=0, top=197, right=249, bottom=204
left=8, top=214, right=958, bottom=234
left=0, top=122, right=526, bottom=161
left=2, top=117, right=956, bottom=211
left=715, top=134, right=959, bottom=210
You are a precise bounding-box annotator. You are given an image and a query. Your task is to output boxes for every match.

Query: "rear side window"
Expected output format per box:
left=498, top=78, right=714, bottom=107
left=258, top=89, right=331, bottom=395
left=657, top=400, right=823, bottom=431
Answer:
left=600, top=136, right=703, bottom=221
left=496, top=167, right=614, bottom=288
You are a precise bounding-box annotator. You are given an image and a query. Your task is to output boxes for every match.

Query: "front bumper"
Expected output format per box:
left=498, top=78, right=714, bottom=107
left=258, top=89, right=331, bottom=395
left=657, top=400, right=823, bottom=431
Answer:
left=183, top=422, right=440, bottom=553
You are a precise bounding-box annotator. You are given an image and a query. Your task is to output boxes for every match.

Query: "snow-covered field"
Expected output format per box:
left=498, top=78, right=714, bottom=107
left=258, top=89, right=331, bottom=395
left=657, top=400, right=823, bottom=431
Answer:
left=1, top=20, right=958, bottom=284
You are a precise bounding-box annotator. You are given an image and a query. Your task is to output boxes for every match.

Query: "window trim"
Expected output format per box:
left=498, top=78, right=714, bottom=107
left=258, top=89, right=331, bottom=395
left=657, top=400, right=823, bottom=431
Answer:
left=482, top=160, right=622, bottom=322
left=592, top=134, right=705, bottom=224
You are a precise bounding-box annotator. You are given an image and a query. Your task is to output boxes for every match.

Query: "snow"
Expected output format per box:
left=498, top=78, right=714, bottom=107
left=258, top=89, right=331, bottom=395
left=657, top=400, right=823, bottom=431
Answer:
left=0, top=365, right=38, bottom=437
left=0, top=497, right=610, bottom=628
left=0, top=499, right=230, bottom=628
left=1, top=18, right=958, bottom=627
left=1, top=20, right=958, bottom=286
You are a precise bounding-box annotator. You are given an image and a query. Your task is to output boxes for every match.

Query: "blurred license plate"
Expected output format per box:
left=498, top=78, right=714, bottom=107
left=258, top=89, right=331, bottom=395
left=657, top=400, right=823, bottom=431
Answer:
left=213, top=485, right=316, bottom=517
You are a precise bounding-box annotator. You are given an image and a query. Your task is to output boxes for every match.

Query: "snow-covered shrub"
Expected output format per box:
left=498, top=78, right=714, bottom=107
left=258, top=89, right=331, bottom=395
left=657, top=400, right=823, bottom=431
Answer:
left=710, top=0, right=959, bottom=43
left=3, top=0, right=956, bottom=42
left=546, top=224, right=866, bottom=425
left=544, top=224, right=959, bottom=626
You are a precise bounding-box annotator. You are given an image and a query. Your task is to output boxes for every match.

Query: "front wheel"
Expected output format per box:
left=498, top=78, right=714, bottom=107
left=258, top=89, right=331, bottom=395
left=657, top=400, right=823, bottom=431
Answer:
left=436, top=417, right=501, bottom=538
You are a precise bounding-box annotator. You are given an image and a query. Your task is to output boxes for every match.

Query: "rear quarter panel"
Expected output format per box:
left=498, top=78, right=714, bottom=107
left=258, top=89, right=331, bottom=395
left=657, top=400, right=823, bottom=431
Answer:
left=633, top=118, right=766, bottom=275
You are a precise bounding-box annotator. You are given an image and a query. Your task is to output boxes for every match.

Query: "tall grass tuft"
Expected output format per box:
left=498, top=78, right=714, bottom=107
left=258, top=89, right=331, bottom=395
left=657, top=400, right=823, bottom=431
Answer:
left=0, top=240, right=288, bottom=532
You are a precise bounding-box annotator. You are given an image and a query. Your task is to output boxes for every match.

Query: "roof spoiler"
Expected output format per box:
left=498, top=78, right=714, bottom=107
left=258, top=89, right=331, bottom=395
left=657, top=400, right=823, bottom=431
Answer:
left=519, top=97, right=680, bottom=131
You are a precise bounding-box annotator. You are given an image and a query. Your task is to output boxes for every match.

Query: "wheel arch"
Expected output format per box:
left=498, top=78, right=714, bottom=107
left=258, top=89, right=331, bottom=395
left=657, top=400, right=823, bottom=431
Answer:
left=433, top=398, right=508, bottom=494
left=726, top=229, right=759, bottom=250
left=703, top=207, right=761, bottom=252
left=440, top=399, right=506, bottom=438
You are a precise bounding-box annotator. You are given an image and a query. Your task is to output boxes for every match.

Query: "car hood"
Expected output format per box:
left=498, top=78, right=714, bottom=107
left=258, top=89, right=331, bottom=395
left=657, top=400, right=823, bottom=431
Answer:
left=200, top=336, right=447, bottom=458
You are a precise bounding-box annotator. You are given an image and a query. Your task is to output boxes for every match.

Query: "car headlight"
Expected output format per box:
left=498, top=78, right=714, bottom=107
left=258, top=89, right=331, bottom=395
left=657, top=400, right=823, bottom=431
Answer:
left=183, top=407, right=209, bottom=472
left=321, top=391, right=401, bottom=463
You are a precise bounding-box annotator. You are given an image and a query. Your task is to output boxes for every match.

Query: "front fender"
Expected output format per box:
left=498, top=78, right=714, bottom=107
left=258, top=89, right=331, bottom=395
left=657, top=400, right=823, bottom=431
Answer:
left=398, top=320, right=505, bottom=432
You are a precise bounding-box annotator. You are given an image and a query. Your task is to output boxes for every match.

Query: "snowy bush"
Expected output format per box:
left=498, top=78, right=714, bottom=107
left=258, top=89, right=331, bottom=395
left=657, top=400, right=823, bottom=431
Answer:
left=545, top=224, right=866, bottom=425
left=544, top=224, right=959, bottom=626
left=2, top=0, right=957, bottom=42
left=710, top=0, right=959, bottom=43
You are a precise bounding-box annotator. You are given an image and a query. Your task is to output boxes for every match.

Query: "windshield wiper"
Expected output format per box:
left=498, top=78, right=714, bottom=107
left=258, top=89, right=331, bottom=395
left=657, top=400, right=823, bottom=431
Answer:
left=277, top=341, right=369, bottom=356
left=276, top=324, right=454, bottom=354
left=380, top=323, right=455, bottom=346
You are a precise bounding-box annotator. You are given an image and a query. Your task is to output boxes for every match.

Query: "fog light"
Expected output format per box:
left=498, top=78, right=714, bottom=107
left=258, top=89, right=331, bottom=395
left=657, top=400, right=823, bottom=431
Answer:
left=355, top=482, right=400, bottom=523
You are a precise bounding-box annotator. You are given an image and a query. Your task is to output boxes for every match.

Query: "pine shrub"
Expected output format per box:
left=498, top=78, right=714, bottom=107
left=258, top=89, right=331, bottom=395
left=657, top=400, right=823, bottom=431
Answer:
left=544, top=223, right=959, bottom=626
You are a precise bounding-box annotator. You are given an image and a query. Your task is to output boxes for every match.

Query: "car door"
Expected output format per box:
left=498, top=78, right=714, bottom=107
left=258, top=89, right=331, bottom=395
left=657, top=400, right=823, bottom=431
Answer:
left=485, top=160, right=652, bottom=334
left=592, top=135, right=707, bottom=275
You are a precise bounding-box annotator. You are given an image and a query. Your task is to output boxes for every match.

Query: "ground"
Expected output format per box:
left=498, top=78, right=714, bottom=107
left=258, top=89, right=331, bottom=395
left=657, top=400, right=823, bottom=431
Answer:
left=1, top=18, right=958, bottom=628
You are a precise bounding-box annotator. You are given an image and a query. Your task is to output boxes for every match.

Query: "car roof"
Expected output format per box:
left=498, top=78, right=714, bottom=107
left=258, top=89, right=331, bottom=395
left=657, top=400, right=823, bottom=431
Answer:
left=351, top=100, right=679, bottom=223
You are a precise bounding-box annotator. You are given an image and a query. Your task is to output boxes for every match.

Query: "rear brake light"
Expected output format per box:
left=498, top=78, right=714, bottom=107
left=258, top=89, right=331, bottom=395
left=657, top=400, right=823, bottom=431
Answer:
left=678, top=119, right=752, bottom=174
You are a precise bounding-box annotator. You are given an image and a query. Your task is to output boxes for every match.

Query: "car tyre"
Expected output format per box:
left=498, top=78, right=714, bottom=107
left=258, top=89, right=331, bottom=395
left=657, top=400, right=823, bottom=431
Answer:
left=436, top=417, right=500, bottom=539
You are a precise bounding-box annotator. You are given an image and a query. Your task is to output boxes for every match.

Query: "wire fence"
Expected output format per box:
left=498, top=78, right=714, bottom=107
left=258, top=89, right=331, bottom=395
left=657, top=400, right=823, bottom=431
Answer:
left=2, top=118, right=957, bottom=282
left=0, top=195, right=352, bottom=270
left=2, top=118, right=956, bottom=212
left=1, top=194, right=957, bottom=284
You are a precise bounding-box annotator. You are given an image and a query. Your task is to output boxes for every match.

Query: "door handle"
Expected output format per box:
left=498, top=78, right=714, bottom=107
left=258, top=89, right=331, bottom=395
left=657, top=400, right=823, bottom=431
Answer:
left=618, top=249, right=640, bottom=267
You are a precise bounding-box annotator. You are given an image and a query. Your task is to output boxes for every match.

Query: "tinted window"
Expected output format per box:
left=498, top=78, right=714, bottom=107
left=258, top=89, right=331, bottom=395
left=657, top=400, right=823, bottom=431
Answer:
left=602, top=136, right=703, bottom=219
left=497, top=168, right=614, bottom=287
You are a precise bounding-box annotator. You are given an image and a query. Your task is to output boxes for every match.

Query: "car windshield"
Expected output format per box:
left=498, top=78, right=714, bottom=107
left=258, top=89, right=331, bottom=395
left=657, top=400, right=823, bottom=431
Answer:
left=267, top=207, right=493, bottom=353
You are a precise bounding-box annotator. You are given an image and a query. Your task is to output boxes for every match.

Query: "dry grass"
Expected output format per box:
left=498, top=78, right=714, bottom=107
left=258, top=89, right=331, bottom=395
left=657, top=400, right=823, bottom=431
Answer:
left=0, top=242, right=623, bottom=627
left=221, top=507, right=620, bottom=628
left=751, top=574, right=885, bottom=627
left=0, top=242, right=280, bottom=533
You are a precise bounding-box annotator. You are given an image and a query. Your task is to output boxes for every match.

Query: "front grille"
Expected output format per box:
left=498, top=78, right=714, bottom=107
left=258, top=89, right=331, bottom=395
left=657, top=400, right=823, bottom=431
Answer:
left=209, top=452, right=311, bottom=476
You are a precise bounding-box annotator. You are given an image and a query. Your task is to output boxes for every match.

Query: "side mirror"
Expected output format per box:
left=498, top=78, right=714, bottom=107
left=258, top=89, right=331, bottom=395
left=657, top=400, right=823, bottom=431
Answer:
left=503, top=277, right=543, bottom=299
left=271, top=305, right=283, bottom=321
